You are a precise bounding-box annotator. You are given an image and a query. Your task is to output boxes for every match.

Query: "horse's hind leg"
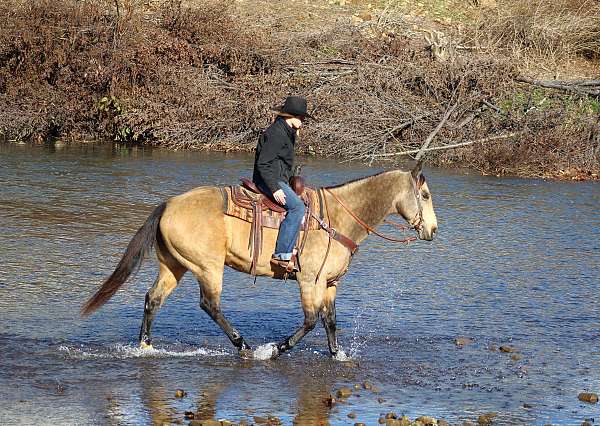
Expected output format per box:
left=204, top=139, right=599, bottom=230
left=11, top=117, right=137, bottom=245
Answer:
left=321, top=284, right=340, bottom=357
left=139, top=259, right=186, bottom=348
left=195, top=268, right=252, bottom=355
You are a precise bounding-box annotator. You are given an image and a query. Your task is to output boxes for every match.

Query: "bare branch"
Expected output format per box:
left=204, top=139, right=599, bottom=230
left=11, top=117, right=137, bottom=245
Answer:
left=415, top=102, right=458, bottom=160
left=369, top=132, right=522, bottom=158
left=516, top=77, right=600, bottom=96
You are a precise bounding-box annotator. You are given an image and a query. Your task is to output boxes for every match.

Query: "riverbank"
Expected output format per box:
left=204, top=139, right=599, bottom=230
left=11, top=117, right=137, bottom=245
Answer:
left=1, top=0, right=598, bottom=180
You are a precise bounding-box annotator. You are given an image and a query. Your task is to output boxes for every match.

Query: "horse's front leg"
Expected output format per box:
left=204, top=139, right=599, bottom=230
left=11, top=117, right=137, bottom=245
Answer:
left=320, top=283, right=340, bottom=357
left=273, top=280, right=323, bottom=357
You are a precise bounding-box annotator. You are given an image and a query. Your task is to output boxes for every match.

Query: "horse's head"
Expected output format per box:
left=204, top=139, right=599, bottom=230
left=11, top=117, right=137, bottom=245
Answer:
left=395, top=161, right=438, bottom=241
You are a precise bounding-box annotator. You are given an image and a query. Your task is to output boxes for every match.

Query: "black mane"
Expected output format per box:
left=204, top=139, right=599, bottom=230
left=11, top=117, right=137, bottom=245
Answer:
left=324, top=170, right=388, bottom=189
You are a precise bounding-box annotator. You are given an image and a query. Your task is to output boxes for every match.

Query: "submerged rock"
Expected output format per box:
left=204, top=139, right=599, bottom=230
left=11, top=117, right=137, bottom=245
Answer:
left=477, top=412, right=497, bottom=425
left=267, top=416, right=282, bottom=425
left=416, top=415, right=438, bottom=425
left=511, top=354, right=523, bottom=361
left=455, top=337, right=473, bottom=347
left=378, top=417, right=386, bottom=424
left=188, top=420, right=221, bottom=426
left=175, top=389, right=187, bottom=398
left=399, top=416, right=411, bottom=426
left=363, top=381, right=373, bottom=390
left=184, top=411, right=195, bottom=420
left=348, top=412, right=357, bottom=419
left=499, top=345, right=516, bottom=353
left=337, top=387, right=353, bottom=398
left=578, top=392, right=599, bottom=403
left=253, top=416, right=268, bottom=424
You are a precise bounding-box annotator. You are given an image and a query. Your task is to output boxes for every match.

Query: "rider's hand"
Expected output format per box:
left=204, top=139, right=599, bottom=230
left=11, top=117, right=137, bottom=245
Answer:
left=273, top=189, right=286, bottom=205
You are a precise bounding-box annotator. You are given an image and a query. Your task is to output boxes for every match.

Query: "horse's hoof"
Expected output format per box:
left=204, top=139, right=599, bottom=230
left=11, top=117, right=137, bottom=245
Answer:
left=139, top=341, right=153, bottom=350
left=239, top=348, right=253, bottom=360
left=333, top=349, right=352, bottom=362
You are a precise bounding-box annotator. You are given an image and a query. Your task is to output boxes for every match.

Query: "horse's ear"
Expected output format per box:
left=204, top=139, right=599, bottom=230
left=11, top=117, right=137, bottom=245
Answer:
left=411, top=160, right=423, bottom=180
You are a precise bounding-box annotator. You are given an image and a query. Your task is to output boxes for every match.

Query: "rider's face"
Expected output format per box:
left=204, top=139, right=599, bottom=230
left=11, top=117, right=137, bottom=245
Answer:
left=287, top=117, right=303, bottom=129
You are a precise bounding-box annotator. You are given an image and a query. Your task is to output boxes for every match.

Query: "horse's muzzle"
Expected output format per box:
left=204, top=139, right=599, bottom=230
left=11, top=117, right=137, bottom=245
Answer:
left=418, top=224, right=437, bottom=241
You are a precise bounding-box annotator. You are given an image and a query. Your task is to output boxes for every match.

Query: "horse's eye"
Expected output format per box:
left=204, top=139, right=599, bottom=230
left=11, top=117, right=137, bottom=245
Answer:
left=422, top=191, right=430, bottom=200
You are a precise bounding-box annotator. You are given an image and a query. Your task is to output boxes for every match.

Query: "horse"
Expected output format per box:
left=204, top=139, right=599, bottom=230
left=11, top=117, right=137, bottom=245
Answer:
left=81, top=161, right=437, bottom=359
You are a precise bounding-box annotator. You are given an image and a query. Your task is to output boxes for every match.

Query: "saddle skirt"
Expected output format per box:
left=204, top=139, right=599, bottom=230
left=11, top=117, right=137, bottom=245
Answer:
left=222, top=185, right=321, bottom=230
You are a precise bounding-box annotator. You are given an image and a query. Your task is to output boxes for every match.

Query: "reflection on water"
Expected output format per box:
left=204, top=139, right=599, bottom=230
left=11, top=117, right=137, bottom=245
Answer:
left=0, top=143, right=599, bottom=425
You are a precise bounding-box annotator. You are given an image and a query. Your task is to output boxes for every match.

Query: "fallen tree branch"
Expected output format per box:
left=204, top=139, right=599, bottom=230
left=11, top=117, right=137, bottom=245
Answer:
left=482, top=99, right=502, bottom=113
left=375, top=112, right=432, bottom=138
left=367, top=132, right=522, bottom=158
left=297, top=59, right=356, bottom=66
left=415, top=102, right=458, bottom=160
left=516, top=77, right=600, bottom=96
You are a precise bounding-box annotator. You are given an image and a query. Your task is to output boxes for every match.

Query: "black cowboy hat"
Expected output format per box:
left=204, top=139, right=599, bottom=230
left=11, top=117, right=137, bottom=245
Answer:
left=272, top=96, right=314, bottom=120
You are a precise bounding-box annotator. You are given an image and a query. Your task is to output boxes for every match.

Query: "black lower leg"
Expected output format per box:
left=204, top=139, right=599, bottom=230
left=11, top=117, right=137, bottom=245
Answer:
left=277, top=313, right=318, bottom=354
left=321, top=302, right=339, bottom=356
left=139, top=293, right=159, bottom=345
left=200, top=299, right=251, bottom=351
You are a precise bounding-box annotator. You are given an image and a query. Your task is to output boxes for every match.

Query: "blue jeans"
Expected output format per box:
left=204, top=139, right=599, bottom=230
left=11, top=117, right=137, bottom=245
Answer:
left=258, top=181, right=305, bottom=260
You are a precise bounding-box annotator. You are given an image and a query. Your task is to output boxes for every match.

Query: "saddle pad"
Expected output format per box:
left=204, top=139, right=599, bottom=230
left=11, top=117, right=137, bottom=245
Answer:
left=222, top=186, right=321, bottom=230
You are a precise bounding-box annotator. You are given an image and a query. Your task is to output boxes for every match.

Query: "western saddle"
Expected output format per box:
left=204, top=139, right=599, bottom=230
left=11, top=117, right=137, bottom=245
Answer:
left=221, top=177, right=358, bottom=277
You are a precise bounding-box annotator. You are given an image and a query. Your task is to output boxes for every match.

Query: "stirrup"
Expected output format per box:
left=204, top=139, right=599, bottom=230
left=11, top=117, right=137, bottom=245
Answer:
left=270, top=256, right=299, bottom=272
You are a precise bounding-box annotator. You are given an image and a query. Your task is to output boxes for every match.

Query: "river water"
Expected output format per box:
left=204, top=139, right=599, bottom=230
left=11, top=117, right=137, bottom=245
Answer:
left=0, top=143, right=598, bottom=426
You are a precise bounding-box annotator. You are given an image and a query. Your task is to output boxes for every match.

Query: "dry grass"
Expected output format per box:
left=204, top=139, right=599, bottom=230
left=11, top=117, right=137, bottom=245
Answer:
left=474, top=0, right=600, bottom=58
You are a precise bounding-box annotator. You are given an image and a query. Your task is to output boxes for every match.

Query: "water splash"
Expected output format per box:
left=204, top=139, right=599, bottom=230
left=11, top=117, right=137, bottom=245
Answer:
left=333, top=349, right=353, bottom=362
left=57, top=343, right=228, bottom=360
left=253, top=342, right=277, bottom=360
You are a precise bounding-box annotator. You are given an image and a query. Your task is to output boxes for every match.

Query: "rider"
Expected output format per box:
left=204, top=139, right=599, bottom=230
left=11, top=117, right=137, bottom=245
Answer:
left=253, top=96, right=312, bottom=269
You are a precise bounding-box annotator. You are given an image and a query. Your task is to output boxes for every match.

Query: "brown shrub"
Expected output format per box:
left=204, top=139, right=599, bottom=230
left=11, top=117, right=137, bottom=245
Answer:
left=0, top=0, right=598, bottom=179
left=0, top=0, right=271, bottom=143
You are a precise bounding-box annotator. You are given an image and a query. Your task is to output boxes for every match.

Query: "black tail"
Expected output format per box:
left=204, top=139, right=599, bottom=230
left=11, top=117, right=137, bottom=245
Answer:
left=81, top=203, right=167, bottom=316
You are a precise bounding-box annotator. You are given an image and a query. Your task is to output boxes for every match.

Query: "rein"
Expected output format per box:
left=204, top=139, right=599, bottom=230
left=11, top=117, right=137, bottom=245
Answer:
left=324, top=188, right=418, bottom=244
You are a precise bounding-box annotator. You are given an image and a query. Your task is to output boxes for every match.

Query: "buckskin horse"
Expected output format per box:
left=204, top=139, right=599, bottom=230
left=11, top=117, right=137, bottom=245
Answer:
left=81, top=161, right=437, bottom=359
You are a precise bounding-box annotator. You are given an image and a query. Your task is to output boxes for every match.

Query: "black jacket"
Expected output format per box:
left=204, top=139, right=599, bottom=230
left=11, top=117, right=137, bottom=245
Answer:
left=253, top=117, right=296, bottom=193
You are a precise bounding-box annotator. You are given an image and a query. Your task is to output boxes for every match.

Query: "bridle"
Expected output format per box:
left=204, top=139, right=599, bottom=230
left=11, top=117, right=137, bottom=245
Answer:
left=323, top=179, right=424, bottom=244
left=410, top=174, right=425, bottom=232
left=312, top=180, right=424, bottom=284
